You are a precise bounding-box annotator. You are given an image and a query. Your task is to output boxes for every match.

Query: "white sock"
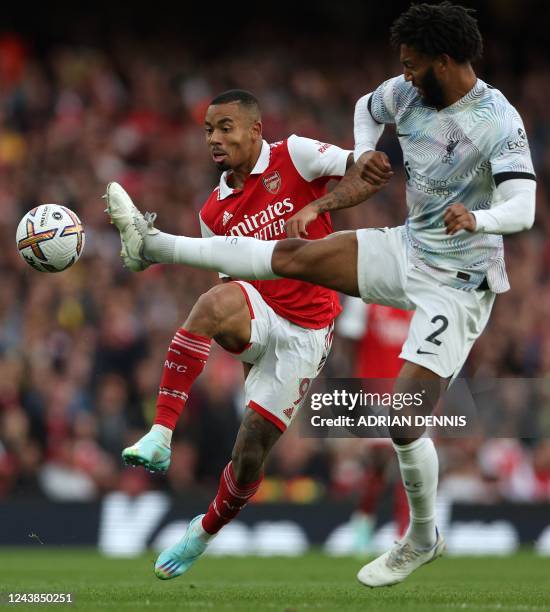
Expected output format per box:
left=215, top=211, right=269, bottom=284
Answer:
left=393, top=437, right=438, bottom=549
left=144, top=232, right=279, bottom=280
left=150, top=424, right=173, bottom=447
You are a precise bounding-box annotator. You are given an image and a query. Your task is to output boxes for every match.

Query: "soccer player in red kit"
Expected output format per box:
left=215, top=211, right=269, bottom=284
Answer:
left=114, top=90, right=367, bottom=579
left=339, top=299, right=413, bottom=379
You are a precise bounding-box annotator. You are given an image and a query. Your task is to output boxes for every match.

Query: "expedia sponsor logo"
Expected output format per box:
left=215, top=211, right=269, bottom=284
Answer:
left=262, top=171, right=282, bottom=194
left=228, top=198, right=294, bottom=239
left=507, top=127, right=528, bottom=151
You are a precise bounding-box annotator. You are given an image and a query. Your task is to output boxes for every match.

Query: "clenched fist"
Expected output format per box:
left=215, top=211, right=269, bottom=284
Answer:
left=356, top=151, right=393, bottom=186
left=444, top=203, right=477, bottom=235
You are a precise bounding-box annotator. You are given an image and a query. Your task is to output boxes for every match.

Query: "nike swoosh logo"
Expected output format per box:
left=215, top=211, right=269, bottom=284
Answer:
left=416, top=348, right=437, bottom=355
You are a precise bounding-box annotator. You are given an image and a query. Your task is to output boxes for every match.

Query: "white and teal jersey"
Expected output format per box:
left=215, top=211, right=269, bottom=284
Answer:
left=368, top=76, right=536, bottom=293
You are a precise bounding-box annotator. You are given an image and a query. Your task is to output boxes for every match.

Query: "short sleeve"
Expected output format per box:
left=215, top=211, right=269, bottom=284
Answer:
left=489, top=109, right=536, bottom=186
left=368, top=76, right=403, bottom=125
left=287, top=135, right=351, bottom=182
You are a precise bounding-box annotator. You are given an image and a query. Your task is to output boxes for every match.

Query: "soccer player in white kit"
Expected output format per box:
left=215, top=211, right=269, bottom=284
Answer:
left=106, top=2, right=536, bottom=588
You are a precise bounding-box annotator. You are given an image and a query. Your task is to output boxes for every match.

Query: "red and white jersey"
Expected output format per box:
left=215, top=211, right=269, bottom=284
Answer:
left=338, top=297, right=413, bottom=378
left=200, top=135, right=350, bottom=329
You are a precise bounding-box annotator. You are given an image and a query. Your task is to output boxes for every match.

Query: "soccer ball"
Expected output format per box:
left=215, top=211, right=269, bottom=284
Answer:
left=16, top=204, right=85, bottom=272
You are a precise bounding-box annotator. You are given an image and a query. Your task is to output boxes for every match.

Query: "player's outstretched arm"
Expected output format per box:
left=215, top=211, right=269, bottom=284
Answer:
left=285, top=151, right=393, bottom=238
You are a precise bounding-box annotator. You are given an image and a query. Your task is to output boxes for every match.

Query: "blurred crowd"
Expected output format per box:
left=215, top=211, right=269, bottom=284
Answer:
left=1, top=14, right=550, bottom=507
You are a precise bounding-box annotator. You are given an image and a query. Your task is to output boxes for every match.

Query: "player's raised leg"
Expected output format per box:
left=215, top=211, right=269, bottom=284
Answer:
left=104, top=181, right=361, bottom=297
left=122, top=282, right=252, bottom=472
left=155, top=408, right=280, bottom=579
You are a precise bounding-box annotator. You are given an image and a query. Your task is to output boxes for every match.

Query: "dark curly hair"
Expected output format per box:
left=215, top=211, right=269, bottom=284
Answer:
left=390, top=2, right=483, bottom=63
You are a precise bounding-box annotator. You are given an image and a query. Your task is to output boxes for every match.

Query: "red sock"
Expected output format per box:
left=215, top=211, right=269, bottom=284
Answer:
left=202, top=462, right=263, bottom=535
left=153, top=328, right=211, bottom=430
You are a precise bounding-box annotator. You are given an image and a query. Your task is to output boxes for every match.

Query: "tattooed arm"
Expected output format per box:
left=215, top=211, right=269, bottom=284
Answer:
left=285, top=151, right=393, bottom=238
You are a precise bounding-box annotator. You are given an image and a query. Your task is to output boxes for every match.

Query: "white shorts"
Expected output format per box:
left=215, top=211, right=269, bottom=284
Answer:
left=356, top=226, right=495, bottom=378
left=228, top=281, right=334, bottom=431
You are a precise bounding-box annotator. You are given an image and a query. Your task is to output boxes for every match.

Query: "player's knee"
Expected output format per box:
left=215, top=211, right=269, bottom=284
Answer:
left=272, top=239, right=309, bottom=278
left=391, top=434, right=421, bottom=446
left=186, top=284, right=241, bottom=335
left=231, top=445, right=264, bottom=484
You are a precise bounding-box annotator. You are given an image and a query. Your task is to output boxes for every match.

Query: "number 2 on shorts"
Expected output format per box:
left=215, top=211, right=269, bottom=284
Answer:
left=425, top=315, right=449, bottom=346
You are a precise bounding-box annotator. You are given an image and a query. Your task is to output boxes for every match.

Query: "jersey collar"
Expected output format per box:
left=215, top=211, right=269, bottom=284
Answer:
left=420, top=79, right=485, bottom=114
left=217, top=140, right=270, bottom=200
left=440, top=78, right=485, bottom=114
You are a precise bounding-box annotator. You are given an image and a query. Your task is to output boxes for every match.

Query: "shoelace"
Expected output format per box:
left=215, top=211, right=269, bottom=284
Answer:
left=130, top=211, right=156, bottom=249
left=144, top=211, right=157, bottom=228
left=386, top=541, right=420, bottom=569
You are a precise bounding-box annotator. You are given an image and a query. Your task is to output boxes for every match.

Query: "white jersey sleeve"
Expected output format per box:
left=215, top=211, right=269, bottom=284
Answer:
left=473, top=178, right=536, bottom=235
left=199, top=214, right=229, bottom=278
left=488, top=108, right=536, bottom=185
left=367, top=75, right=409, bottom=125
left=287, top=134, right=350, bottom=182
left=354, top=93, right=385, bottom=161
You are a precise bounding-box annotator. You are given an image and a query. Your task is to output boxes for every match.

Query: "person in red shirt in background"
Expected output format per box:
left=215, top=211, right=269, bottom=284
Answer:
left=337, top=296, right=413, bottom=553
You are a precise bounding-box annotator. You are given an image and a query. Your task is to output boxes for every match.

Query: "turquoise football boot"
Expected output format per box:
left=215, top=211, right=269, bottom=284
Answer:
left=154, top=514, right=213, bottom=580
left=121, top=430, right=171, bottom=473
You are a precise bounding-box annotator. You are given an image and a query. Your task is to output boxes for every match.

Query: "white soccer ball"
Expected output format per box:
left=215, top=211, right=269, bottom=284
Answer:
left=16, top=204, right=85, bottom=272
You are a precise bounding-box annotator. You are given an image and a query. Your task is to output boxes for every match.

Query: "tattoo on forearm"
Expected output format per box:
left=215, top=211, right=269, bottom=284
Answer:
left=315, top=165, right=376, bottom=213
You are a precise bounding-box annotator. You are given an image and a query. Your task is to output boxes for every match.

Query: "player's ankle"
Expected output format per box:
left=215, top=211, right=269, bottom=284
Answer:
left=151, top=424, right=173, bottom=447
left=144, top=232, right=176, bottom=263
left=405, top=521, right=437, bottom=550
